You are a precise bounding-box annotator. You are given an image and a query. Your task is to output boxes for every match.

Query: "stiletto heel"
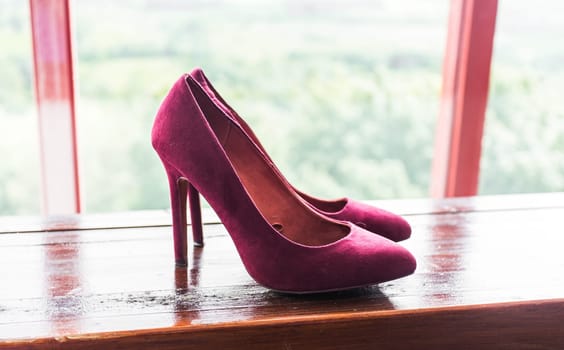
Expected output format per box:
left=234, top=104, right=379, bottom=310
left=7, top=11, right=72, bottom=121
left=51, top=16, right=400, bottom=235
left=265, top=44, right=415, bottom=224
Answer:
left=165, top=165, right=188, bottom=266
left=188, top=182, right=204, bottom=247
left=152, top=72, right=416, bottom=293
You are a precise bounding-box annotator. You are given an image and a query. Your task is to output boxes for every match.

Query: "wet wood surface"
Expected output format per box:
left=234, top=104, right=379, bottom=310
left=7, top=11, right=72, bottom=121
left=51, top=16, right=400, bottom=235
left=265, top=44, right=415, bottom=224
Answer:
left=1, top=193, right=564, bottom=349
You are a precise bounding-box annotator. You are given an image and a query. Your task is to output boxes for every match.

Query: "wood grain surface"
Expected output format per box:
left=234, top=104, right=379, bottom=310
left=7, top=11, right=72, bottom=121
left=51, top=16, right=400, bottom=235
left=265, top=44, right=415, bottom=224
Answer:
left=1, top=194, right=563, bottom=349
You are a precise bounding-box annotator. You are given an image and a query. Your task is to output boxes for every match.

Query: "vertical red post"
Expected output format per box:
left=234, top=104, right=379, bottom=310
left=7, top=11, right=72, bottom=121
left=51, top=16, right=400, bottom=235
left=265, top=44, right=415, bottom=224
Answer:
left=431, top=0, right=498, bottom=198
left=29, top=0, right=81, bottom=214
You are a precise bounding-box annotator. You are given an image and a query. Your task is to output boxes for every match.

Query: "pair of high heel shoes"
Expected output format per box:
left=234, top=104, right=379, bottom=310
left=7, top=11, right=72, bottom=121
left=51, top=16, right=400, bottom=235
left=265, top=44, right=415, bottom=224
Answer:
left=152, top=68, right=416, bottom=293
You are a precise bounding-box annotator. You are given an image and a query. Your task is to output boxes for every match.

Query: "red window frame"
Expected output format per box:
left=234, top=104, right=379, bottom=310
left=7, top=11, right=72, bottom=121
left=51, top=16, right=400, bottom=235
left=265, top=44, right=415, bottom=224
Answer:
left=30, top=0, right=81, bottom=214
left=431, top=0, right=498, bottom=198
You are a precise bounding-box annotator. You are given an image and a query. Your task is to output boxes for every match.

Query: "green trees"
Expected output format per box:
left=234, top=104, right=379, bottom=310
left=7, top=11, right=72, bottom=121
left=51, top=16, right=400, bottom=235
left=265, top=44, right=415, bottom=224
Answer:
left=0, top=0, right=562, bottom=214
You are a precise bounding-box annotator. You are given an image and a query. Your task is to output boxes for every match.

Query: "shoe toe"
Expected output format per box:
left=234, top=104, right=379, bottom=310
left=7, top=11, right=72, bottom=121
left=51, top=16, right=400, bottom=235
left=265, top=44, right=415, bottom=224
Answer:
left=343, top=227, right=416, bottom=287
left=338, top=200, right=412, bottom=242
left=381, top=239, right=417, bottom=280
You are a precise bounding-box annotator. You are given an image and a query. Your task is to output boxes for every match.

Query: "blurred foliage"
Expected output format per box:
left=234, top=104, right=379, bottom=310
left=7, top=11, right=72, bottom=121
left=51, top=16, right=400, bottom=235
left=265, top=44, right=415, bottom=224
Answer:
left=0, top=0, right=562, bottom=214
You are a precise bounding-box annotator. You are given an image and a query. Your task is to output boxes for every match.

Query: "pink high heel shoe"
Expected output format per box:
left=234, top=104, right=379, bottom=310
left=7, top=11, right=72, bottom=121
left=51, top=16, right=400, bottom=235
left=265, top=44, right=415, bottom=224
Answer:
left=152, top=74, right=416, bottom=293
left=189, top=68, right=412, bottom=242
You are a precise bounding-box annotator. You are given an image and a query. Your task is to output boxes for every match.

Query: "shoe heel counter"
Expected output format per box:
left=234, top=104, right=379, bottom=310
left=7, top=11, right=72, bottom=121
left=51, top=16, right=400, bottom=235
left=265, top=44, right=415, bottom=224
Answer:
left=151, top=74, right=226, bottom=191
left=151, top=74, right=192, bottom=157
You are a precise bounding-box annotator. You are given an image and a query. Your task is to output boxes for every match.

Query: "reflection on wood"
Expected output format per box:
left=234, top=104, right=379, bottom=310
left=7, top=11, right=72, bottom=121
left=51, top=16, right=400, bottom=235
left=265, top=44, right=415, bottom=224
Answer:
left=43, top=232, right=82, bottom=336
left=1, top=194, right=563, bottom=348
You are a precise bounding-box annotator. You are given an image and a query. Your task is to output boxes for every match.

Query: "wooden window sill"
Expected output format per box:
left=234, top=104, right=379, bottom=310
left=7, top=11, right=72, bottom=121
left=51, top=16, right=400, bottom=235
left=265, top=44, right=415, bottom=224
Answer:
left=1, top=193, right=563, bottom=349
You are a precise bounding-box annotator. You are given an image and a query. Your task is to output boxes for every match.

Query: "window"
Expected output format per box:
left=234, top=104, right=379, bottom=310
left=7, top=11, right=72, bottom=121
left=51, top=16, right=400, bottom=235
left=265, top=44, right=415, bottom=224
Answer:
left=74, top=0, right=448, bottom=213
left=480, top=0, right=564, bottom=194
left=0, top=1, right=39, bottom=215
left=2, top=0, right=561, bottom=216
